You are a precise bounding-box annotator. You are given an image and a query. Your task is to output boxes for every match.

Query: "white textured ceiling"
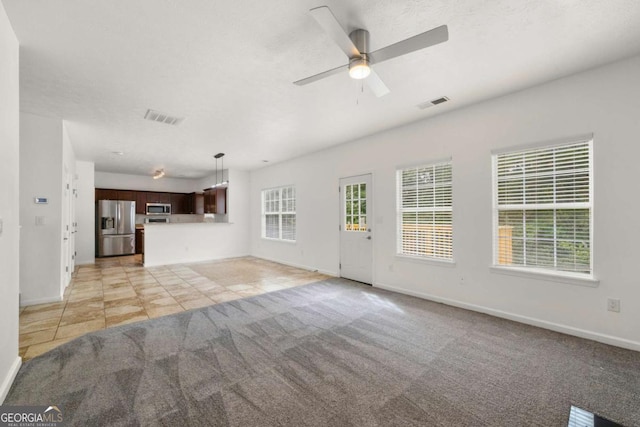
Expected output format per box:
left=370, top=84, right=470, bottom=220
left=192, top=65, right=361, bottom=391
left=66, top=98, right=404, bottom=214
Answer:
left=3, top=0, right=640, bottom=178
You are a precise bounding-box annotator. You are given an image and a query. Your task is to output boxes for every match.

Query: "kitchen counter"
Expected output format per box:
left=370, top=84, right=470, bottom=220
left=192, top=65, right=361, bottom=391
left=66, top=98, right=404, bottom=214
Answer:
left=143, top=222, right=247, bottom=267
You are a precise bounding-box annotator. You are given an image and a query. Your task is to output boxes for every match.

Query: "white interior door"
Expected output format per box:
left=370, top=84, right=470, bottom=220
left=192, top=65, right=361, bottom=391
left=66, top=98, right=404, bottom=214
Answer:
left=61, top=167, right=71, bottom=292
left=70, top=178, right=77, bottom=275
left=339, top=174, right=373, bottom=284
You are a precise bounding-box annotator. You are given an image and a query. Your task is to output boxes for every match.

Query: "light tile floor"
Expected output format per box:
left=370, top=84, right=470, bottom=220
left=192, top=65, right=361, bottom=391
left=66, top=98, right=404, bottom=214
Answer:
left=19, top=255, right=329, bottom=361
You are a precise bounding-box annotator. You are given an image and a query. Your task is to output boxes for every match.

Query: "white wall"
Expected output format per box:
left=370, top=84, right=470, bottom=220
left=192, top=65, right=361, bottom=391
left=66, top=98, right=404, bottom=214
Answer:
left=20, top=113, right=64, bottom=305
left=95, top=171, right=199, bottom=193
left=0, top=1, right=21, bottom=403
left=250, top=55, right=640, bottom=350
left=226, top=169, right=250, bottom=228
left=75, top=161, right=95, bottom=265
left=144, top=223, right=250, bottom=267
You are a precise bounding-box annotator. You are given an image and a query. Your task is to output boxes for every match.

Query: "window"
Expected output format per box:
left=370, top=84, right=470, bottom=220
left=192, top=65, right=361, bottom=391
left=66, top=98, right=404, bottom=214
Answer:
left=262, top=186, right=296, bottom=241
left=397, top=160, right=453, bottom=260
left=344, top=182, right=367, bottom=232
left=493, top=137, right=592, bottom=276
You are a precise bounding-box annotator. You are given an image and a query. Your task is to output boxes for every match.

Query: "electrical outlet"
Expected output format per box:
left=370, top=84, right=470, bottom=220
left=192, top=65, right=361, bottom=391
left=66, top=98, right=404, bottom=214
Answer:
left=460, top=277, right=465, bottom=286
left=607, top=298, right=620, bottom=313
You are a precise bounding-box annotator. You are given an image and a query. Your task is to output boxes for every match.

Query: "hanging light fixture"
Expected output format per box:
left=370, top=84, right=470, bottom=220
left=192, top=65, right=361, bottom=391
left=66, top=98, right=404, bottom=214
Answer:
left=211, top=153, right=227, bottom=188
left=153, top=169, right=165, bottom=179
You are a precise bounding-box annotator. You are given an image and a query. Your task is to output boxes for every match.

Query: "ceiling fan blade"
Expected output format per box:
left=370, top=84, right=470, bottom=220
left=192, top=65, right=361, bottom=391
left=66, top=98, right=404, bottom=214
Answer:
left=368, top=25, right=448, bottom=64
left=365, top=69, right=390, bottom=97
left=293, top=63, right=348, bottom=86
left=310, top=6, right=361, bottom=59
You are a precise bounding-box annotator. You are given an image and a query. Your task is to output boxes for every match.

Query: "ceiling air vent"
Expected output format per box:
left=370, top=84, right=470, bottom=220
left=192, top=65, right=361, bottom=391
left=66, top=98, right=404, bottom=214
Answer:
left=417, top=96, right=450, bottom=110
left=144, top=109, right=185, bottom=126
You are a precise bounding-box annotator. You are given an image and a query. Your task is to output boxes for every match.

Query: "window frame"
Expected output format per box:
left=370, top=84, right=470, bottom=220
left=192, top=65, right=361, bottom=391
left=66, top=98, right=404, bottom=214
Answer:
left=491, top=134, right=594, bottom=281
left=261, top=185, right=296, bottom=242
left=396, top=158, right=454, bottom=263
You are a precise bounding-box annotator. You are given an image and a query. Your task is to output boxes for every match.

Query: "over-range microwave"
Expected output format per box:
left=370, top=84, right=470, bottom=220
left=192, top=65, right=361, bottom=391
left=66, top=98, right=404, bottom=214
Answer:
left=146, top=203, right=171, bottom=215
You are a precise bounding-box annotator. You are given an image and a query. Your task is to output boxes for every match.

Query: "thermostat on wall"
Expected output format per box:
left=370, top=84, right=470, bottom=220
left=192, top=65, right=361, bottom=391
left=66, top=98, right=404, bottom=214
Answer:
left=34, top=197, right=48, bottom=204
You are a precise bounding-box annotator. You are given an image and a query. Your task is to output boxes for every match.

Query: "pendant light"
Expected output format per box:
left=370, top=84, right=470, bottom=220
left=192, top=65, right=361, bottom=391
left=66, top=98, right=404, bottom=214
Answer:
left=212, top=153, right=226, bottom=188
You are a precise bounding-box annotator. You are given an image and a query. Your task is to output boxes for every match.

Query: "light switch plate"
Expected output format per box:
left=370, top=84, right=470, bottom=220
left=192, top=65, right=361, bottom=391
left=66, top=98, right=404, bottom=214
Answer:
left=35, top=216, right=46, bottom=226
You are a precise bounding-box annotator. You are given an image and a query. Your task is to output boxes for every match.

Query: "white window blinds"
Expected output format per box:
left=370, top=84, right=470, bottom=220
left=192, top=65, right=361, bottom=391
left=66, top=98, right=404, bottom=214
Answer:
left=397, top=160, right=453, bottom=260
left=493, top=138, right=592, bottom=275
left=262, top=186, right=296, bottom=241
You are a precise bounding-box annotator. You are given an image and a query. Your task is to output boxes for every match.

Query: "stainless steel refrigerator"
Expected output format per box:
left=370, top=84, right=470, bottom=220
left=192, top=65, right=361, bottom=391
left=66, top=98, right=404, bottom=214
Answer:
left=96, top=200, right=136, bottom=257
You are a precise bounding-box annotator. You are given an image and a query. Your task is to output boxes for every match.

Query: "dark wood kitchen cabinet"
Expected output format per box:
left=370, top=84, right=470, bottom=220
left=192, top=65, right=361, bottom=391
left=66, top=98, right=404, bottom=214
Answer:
left=95, top=188, right=118, bottom=200
left=203, top=188, right=227, bottom=214
left=95, top=189, right=135, bottom=202
left=170, top=193, right=189, bottom=214
left=145, top=192, right=171, bottom=204
left=117, top=190, right=135, bottom=201
left=188, top=192, right=204, bottom=214
left=135, top=191, right=146, bottom=214
left=135, top=228, right=144, bottom=254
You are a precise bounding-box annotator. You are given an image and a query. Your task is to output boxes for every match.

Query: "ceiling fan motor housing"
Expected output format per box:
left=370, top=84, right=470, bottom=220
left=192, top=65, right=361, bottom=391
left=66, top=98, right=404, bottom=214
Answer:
left=349, top=29, right=370, bottom=54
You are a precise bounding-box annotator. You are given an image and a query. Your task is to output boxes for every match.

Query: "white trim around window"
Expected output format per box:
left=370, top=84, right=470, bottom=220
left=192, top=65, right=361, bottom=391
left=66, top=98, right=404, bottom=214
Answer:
left=492, top=135, right=594, bottom=280
left=396, top=159, right=453, bottom=262
left=261, top=185, right=296, bottom=242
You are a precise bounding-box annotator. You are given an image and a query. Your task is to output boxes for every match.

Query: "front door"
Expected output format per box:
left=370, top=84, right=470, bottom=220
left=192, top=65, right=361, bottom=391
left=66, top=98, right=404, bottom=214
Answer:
left=339, top=174, right=373, bottom=284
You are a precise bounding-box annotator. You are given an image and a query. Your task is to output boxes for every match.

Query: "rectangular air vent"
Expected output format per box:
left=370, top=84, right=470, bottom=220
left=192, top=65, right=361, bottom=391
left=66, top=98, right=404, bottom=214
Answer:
left=144, top=109, right=185, bottom=126
left=417, top=96, right=450, bottom=110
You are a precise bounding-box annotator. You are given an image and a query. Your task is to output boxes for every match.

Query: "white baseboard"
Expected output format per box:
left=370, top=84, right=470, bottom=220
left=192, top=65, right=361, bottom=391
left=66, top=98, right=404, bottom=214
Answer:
left=0, top=356, right=21, bottom=404
left=20, top=295, right=63, bottom=307
left=253, top=255, right=338, bottom=277
left=374, top=282, right=640, bottom=352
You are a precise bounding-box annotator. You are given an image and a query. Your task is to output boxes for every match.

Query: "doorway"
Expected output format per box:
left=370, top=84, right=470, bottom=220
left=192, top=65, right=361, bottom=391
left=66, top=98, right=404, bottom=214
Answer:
left=339, top=174, right=373, bottom=284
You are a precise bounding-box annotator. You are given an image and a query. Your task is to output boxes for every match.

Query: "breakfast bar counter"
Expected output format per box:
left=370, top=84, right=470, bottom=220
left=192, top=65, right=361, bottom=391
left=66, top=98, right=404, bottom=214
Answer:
left=143, top=222, right=248, bottom=267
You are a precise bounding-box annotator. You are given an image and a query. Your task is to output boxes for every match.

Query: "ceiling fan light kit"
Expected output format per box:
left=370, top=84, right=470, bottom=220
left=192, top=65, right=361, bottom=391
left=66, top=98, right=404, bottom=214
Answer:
left=294, top=6, right=448, bottom=98
left=349, top=57, right=370, bottom=79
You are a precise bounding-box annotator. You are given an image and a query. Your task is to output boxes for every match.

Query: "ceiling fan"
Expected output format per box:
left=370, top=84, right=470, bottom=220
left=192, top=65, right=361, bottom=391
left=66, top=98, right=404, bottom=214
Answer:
left=294, top=6, right=449, bottom=97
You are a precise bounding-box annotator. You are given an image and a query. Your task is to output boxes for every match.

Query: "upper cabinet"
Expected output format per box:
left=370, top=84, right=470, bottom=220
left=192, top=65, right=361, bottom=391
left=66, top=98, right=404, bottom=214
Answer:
left=135, top=192, right=146, bottom=214
left=95, top=188, right=217, bottom=215
left=117, top=190, right=135, bottom=201
left=186, top=192, right=204, bottom=215
left=203, top=188, right=227, bottom=214
left=170, top=193, right=189, bottom=214
left=146, top=192, right=171, bottom=204
left=96, top=189, right=138, bottom=202
left=95, top=188, right=118, bottom=201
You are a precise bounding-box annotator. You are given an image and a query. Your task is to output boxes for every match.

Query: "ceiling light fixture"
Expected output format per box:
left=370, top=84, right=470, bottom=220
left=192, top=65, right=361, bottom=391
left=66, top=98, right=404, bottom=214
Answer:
left=348, top=57, right=370, bottom=80
left=153, top=169, right=165, bottom=180
left=211, top=153, right=228, bottom=188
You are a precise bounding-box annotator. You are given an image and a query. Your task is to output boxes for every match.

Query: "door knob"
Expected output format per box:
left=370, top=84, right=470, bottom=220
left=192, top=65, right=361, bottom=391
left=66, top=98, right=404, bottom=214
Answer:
left=366, top=236, right=371, bottom=240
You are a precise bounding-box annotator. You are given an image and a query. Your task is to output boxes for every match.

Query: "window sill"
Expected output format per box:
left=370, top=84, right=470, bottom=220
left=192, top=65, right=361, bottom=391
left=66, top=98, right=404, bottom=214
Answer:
left=395, top=254, right=456, bottom=268
left=489, top=266, right=599, bottom=288
left=261, top=237, right=297, bottom=244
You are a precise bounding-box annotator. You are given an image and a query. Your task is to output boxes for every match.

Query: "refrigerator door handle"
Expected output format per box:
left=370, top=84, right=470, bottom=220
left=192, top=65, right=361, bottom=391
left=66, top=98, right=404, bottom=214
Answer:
left=116, top=201, right=122, bottom=234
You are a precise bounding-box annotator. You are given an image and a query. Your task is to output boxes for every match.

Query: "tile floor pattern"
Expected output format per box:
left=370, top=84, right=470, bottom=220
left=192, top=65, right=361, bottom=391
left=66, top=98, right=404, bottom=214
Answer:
left=19, top=255, right=329, bottom=361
